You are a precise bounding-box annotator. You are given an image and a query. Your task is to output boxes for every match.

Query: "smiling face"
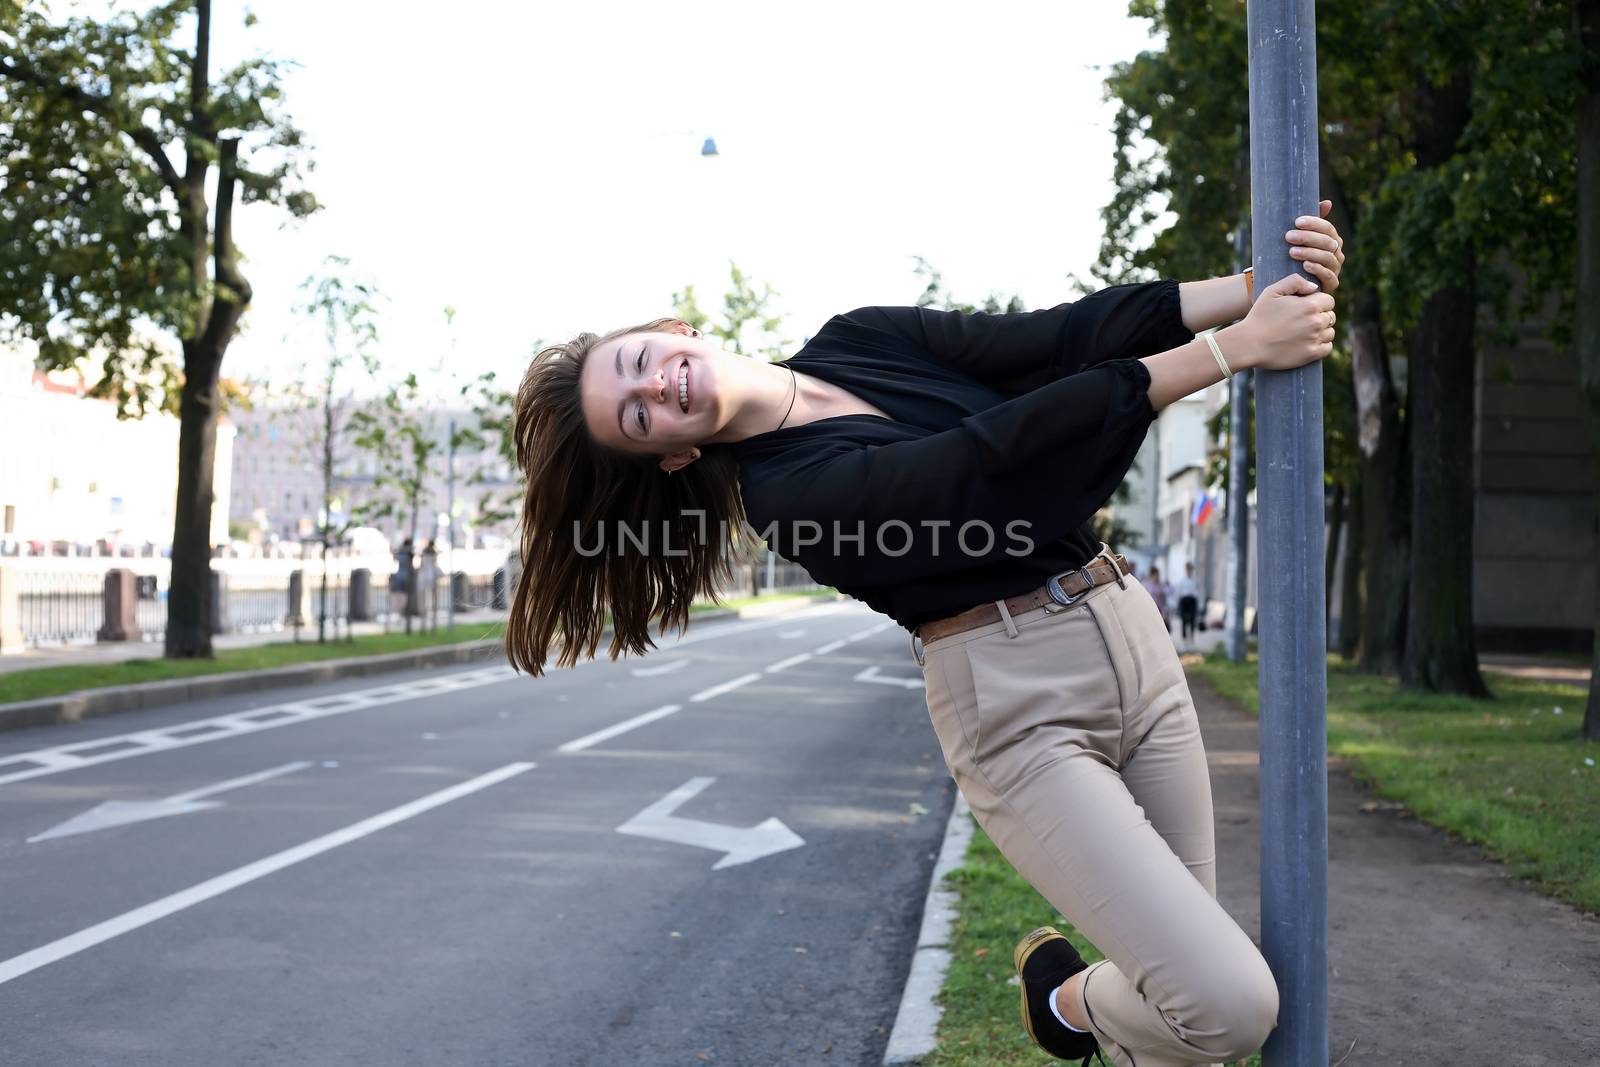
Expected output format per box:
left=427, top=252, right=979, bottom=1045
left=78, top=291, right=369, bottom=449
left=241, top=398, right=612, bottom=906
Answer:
left=578, top=321, right=728, bottom=461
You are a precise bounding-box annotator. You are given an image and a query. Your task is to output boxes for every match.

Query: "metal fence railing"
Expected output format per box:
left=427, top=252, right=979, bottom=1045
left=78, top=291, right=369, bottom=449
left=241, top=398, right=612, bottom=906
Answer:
left=453, top=573, right=497, bottom=612
left=226, top=586, right=287, bottom=633
left=133, top=572, right=167, bottom=642
left=18, top=571, right=104, bottom=645
left=5, top=551, right=819, bottom=651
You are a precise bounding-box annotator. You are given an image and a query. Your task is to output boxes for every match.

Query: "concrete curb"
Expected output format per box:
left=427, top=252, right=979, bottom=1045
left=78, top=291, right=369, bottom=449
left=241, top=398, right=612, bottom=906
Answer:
left=0, top=593, right=843, bottom=735
left=883, top=785, right=974, bottom=1065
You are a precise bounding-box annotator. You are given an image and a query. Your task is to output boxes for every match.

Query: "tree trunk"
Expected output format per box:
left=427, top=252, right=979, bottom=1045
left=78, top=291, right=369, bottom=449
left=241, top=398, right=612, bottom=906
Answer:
left=1401, top=260, right=1489, bottom=695
left=1576, top=0, right=1600, bottom=741
left=1339, top=475, right=1364, bottom=660
left=164, top=347, right=222, bottom=656
left=1325, top=481, right=1344, bottom=634
left=1320, top=155, right=1407, bottom=675
left=1399, top=61, right=1489, bottom=697
left=1353, top=285, right=1409, bottom=676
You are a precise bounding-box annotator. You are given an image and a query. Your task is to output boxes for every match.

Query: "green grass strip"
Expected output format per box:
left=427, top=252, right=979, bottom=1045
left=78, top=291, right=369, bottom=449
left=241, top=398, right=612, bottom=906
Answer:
left=925, top=816, right=1259, bottom=1067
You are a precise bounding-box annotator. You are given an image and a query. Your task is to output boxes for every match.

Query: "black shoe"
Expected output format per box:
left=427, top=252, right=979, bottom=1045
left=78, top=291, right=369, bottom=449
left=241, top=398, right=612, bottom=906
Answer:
left=1013, top=925, right=1106, bottom=1065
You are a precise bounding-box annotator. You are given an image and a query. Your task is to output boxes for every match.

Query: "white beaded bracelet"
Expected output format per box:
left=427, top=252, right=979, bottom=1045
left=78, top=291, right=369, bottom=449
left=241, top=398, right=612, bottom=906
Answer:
left=1201, top=329, right=1233, bottom=380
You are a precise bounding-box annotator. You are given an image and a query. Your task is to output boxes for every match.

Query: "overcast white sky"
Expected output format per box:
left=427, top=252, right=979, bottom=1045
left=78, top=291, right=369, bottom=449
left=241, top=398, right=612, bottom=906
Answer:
left=188, top=1, right=1168, bottom=391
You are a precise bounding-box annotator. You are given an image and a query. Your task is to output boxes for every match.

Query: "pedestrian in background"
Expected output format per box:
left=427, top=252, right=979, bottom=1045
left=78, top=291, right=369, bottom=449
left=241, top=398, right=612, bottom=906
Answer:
left=1142, top=565, right=1172, bottom=635
left=421, top=539, right=440, bottom=628
left=1175, top=561, right=1200, bottom=643
left=392, top=537, right=415, bottom=619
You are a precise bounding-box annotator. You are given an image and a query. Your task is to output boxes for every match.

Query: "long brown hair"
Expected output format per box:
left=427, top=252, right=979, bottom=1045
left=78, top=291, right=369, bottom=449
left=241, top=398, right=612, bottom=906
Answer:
left=505, top=318, right=748, bottom=676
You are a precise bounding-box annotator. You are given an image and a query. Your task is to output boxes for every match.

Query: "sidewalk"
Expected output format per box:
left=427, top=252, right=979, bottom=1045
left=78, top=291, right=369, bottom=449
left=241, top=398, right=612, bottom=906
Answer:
left=0, top=608, right=509, bottom=675
left=1188, top=669, right=1600, bottom=1064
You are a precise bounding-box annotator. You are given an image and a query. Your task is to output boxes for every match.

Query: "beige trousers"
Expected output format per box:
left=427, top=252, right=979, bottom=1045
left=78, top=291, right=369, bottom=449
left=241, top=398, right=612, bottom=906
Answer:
left=914, top=554, right=1279, bottom=1066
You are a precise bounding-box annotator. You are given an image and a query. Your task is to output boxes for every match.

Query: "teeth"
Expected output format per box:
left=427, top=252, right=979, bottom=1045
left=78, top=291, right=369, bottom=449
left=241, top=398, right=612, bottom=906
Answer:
left=678, top=363, right=689, bottom=412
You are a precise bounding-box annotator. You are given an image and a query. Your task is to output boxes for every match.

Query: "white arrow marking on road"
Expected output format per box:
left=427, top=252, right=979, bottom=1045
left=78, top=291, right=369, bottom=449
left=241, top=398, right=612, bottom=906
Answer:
left=854, top=666, right=924, bottom=690
left=631, top=659, right=690, bottom=677
left=26, top=761, right=315, bottom=844
left=617, top=777, right=804, bottom=870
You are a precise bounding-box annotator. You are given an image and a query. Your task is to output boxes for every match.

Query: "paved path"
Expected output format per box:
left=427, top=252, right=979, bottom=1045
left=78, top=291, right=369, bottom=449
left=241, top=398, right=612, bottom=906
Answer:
left=1190, top=669, right=1600, bottom=1066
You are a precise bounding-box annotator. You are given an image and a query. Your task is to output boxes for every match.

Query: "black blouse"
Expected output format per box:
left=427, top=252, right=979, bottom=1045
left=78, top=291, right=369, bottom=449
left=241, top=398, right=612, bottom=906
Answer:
left=726, top=278, right=1194, bottom=633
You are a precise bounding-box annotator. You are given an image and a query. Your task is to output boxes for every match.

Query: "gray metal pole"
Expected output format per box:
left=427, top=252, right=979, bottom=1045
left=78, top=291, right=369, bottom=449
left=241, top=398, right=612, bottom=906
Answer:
left=447, top=417, right=457, bottom=631
left=1247, top=1, right=1329, bottom=1064
left=1227, top=197, right=1253, bottom=664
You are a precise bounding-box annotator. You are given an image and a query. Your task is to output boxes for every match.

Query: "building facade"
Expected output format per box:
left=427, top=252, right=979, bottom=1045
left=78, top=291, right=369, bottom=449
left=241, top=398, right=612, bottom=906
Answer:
left=0, top=350, right=234, bottom=555
left=228, top=400, right=520, bottom=551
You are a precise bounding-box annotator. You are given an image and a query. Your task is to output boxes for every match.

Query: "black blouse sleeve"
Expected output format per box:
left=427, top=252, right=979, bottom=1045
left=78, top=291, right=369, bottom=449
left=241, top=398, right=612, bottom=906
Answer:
left=833, top=278, right=1192, bottom=395
left=749, top=358, right=1161, bottom=587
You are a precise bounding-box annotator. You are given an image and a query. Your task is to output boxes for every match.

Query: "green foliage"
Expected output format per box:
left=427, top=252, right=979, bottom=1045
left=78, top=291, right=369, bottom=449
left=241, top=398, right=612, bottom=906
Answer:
left=1097, top=0, right=1249, bottom=288
left=284, top=254, right=385, bottom=544
left=672, top=260, right=793, bottom=360
left=0, top=0, right=318, bottom=413
left=1101, top=0, right=1582, bottom=349
left=910, top=256, right=1027, bottom=315
left=347, top=371, right=444, bottom=544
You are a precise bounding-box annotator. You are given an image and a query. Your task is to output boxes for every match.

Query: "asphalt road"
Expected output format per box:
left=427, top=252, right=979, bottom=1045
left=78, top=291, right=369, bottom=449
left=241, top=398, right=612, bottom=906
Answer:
left=0, top=600, right=956, bottom=1066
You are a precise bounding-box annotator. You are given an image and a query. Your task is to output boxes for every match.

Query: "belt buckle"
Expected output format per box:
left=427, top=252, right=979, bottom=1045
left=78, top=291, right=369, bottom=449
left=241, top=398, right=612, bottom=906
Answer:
left=909, top=627, right=926, bottom=667
left=1046, top=565, right=1096, bottom=607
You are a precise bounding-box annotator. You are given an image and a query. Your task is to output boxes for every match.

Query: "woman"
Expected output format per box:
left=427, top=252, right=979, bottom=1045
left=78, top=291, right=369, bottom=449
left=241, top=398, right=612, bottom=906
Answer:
left=1141, top=563, right=1172, bottom=636
left=506, top=207, right=1343, bottom=1067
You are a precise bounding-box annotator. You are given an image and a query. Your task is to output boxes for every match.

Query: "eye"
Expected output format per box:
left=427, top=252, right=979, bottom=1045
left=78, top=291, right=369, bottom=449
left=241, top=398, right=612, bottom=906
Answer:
left=636, top=348, right=644, bottom=372
left=636, top=403, right=646, bottom=432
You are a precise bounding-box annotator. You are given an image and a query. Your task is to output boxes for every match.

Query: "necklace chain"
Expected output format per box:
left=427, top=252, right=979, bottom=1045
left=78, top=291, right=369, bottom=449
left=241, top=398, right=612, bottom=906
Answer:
left=775, top=363, right=797, bottom=432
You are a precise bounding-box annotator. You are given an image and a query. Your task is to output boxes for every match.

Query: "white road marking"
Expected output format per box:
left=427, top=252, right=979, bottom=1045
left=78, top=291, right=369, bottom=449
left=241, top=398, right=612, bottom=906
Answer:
left=688, top=673, right=761, bottom=703
left=631, top=659, right=690, bottom=677
left=557, top=705, right=682, bottom=753
left=854, top=666, right=925, bottom=690
left=0, top=603, right=867, bottom=789
left=616, top=776, right=804, bottom=870
left=27, top=761, right=314, bottom=843
left=0, top=664, right=518, bottom=788
left=777, top=629, right=806, bottom=639
left=764, top=653, right=813, bottom=673
left=0, top=762, right=537, bottom=987
left=814, top=639, right=848, bottom=654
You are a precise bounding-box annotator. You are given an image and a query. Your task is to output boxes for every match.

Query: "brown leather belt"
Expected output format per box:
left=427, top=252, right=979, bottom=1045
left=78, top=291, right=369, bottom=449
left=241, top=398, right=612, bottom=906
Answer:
left=915, top=550, right=1133, bottom=646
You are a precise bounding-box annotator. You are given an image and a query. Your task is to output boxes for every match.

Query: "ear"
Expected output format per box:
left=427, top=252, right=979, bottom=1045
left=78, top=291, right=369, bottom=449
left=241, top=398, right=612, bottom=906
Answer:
left=659, top=447, right=702, bottom=473
left=667, top=320, right=700, bottom=339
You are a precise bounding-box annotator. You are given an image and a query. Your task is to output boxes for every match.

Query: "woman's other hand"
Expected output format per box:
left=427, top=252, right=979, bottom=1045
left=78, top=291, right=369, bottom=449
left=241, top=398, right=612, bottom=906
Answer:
left=1285, top=199, right=1345, bottom=294
left=1231, top=273, right=1336, bottom=371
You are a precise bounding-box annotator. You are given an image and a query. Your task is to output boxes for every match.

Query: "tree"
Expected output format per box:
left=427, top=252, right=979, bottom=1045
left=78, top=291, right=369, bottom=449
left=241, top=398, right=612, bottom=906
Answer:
left=349, top=369, right=448, bottom=634
left=288, top=255, right=382, bottom=643
left=1099, top=0, right=1584, bottom=695
left=1576, top=0, right=1600, bottom=742
left=0, top=1, right=317, bottom=656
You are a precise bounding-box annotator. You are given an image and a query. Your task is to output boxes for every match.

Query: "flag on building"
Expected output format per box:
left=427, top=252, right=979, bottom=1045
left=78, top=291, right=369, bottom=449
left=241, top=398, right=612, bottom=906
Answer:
left=1190, top=487, right=1217, bottom=528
